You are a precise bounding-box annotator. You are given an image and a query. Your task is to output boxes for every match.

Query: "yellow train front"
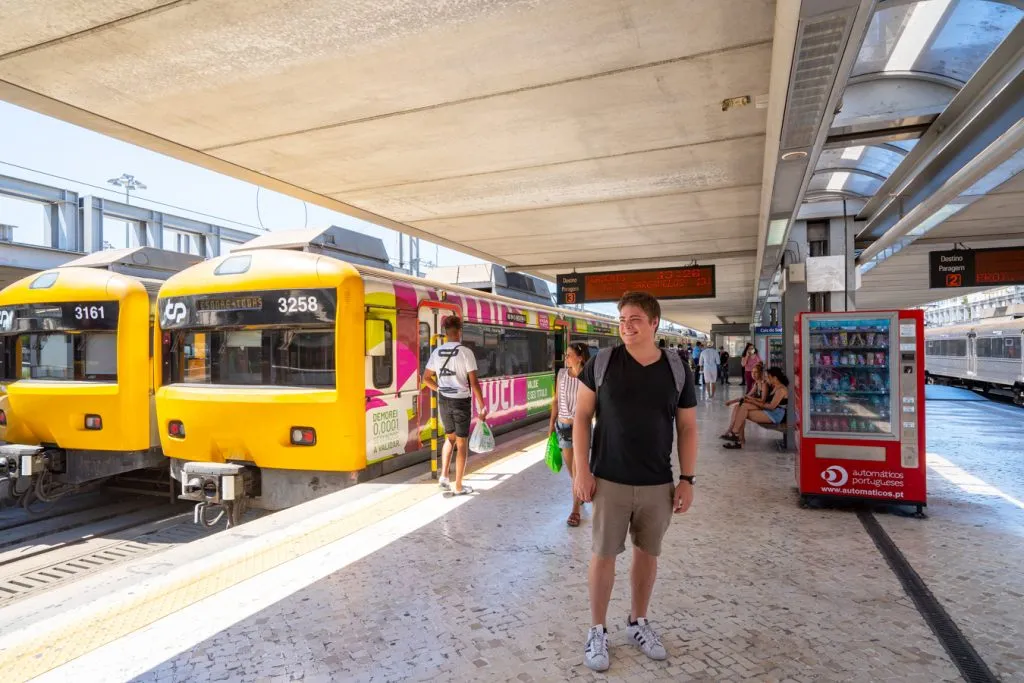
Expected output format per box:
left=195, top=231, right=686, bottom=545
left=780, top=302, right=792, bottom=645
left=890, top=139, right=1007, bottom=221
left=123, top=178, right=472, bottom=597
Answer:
left=0, top=254, right=177, bottom=504
left=155, top=249, right=366, bottom=521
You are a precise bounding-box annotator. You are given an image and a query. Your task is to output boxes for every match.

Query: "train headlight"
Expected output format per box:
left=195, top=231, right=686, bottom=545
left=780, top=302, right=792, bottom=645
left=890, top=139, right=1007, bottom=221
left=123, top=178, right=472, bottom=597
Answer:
left=84, top=414, right=102, bottom=430
left=290, top=427, right=316, bottom=446
left=168, top=420, right=185, bottom=438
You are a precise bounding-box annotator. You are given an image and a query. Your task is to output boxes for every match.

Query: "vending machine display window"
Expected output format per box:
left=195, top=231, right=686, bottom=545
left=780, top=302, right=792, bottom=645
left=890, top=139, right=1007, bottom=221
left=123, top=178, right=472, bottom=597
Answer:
left=804, top=316, right=896, bottom=439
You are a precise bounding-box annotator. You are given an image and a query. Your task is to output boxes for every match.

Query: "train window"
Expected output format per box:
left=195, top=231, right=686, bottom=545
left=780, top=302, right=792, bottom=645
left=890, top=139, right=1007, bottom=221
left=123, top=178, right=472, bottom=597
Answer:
left=977, top=338, right=991, bottom=357
left=14, top=332, right=117, bottom=381
left=925, top=340, right=937, bottom=355
left=371, top=321, right=393, bottom=389
left=1006, top=337, right=1021, bottom=359
left=419, top=322, right=431, bottom=376
left=954, top=340, right=967, bottom=357
left=463, top=324, right=557, bottom=378
left=0, top=336, right=17, bottom=380
left=166, top=329, right=335, bottom=387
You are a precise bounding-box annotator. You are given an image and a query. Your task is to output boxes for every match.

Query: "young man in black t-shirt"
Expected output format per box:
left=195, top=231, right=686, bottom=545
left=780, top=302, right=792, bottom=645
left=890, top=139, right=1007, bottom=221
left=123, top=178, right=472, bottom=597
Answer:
left=572, top=291, right=698, bottom=672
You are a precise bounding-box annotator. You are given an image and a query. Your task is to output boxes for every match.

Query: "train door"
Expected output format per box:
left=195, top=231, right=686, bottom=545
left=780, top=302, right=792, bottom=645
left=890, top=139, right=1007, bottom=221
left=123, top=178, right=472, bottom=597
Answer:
left=967, top=333, right=977, bottom=377
left=553, top=325, right=565, bottom=370
left=415, top=301, right=462, bottom=447
left=416, top=306, right=436, bottom=446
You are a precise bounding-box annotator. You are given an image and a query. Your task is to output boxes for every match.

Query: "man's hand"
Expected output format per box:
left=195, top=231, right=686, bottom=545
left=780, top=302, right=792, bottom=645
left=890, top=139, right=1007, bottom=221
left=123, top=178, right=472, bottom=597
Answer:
left=574, top=470, right=597, bottom=503
left=673, top=482, right=693, bottom=514
left=478, top=406, right=489, bottom=421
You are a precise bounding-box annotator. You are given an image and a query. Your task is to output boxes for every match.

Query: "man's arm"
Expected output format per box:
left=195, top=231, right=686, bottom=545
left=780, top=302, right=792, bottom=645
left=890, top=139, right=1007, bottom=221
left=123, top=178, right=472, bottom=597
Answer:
left=572, top=384, right=597, bottom=502
left=423, top=368, right=439, bottom=392
left=468, top=371, right=488, bottom=420
left=674, top=406, right=697, bottom=513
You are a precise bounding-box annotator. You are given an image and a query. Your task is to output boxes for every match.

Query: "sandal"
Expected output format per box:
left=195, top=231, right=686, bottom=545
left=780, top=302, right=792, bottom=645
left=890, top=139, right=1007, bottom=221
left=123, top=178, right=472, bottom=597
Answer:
left=567, top=511, right=581, bottom=527
left=723, top=442, right=743, bottom=450
left=719, top=432, right=740, bottom=441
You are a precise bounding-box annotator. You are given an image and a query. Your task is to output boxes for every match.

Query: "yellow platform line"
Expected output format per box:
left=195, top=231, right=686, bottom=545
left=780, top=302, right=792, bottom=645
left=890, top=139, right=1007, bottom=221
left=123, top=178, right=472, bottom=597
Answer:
left=2, top=431, right=546, bottom=682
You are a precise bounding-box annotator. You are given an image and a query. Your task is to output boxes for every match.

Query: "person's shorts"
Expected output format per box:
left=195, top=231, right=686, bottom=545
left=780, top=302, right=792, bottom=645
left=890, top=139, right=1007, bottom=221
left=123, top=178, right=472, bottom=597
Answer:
left=703, top=367, right=718, bottom=383
left=439, top=396, right=472, bottom=438
left=592, top=478, right=674, bottom=557
left=764, top=406, right=787, bottom=424
left=555, top=422, right=573, bottom=449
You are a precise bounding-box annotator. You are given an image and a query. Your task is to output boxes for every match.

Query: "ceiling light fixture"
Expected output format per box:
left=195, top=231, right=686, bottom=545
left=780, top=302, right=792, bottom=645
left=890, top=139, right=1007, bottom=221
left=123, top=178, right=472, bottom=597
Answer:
left=767, top=219, right=789, bottom=246
left=781, top=151, right=808, bottom=161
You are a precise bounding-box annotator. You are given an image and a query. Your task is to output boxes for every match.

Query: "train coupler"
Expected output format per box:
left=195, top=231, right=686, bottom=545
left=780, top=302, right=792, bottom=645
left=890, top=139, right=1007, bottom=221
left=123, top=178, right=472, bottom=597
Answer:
left=180, top=462, right=255, bottom=528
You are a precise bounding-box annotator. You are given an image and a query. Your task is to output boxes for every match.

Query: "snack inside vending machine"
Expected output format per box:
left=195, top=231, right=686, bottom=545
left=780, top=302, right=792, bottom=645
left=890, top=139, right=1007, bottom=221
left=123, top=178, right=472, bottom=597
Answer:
left=754, top=326, right=784, bottom=370
left=793, top=310, right=926, bottom=515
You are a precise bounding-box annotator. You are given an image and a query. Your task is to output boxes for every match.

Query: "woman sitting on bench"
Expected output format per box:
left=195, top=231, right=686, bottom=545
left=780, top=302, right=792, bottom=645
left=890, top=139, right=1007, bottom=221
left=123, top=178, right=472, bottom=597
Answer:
left=721, top=367, right=789, bottom=449
left=724, top=362, right=765, bottom=426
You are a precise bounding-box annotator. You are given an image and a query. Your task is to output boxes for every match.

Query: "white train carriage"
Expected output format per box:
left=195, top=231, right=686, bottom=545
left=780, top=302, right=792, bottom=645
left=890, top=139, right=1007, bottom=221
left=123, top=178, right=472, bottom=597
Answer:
left=925, top=318, right=1024, bottom=405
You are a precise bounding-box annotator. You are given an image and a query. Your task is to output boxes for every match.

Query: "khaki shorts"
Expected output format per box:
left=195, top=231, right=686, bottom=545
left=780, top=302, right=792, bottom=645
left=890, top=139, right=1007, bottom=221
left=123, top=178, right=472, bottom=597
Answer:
left=592, top=478, right=675, bottom=557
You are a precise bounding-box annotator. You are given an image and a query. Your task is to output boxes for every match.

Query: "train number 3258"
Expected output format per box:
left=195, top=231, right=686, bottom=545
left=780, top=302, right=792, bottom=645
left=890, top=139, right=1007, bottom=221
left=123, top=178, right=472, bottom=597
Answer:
left=277, top=296, right=319, bottom=313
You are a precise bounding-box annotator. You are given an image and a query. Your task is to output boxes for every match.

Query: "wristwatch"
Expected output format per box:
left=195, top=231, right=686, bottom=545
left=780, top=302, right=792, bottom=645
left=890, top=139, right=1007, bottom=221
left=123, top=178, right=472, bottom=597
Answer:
left=678, top=474, right=695, bottom=485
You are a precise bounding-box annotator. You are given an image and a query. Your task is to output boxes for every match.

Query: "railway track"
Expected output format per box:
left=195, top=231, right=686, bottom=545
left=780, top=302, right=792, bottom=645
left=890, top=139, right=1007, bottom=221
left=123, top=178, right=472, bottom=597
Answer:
left=0, top=488, right=255, bottom=607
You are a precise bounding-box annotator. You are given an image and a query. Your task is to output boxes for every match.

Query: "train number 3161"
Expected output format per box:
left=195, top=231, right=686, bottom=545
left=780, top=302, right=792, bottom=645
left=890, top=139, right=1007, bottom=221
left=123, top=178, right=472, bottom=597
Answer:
left=74, top=305, right=106, bottom=320
left=277, top=296, right=319, bottom=313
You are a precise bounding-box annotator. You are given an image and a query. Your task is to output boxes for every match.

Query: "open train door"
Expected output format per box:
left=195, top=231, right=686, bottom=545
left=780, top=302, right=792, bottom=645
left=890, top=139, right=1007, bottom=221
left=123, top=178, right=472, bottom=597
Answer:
left=417, top=300, right=461, bottom=478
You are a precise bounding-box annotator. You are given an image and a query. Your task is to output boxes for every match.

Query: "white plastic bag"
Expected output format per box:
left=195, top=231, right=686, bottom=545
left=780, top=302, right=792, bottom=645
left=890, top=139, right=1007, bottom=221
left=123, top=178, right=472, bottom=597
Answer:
left=469, top=420, right=495, bottom=454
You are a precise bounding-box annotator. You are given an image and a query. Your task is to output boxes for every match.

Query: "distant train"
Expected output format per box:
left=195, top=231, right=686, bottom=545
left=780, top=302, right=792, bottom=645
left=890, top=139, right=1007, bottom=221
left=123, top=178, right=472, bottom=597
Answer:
left=152, top=231, right=701, bottom=523
left=924, top=316, right=1024, bottom=406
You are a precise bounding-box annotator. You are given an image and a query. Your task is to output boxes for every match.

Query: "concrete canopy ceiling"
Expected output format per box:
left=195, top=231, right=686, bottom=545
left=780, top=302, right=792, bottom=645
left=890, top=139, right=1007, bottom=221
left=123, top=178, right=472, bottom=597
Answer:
left=0, top=0, right=777, bottom=332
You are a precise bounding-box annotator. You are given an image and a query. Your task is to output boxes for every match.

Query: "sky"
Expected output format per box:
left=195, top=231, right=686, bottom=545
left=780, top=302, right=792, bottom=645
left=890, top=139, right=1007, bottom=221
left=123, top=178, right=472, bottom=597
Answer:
left=0, top=100, right=478, bottom=272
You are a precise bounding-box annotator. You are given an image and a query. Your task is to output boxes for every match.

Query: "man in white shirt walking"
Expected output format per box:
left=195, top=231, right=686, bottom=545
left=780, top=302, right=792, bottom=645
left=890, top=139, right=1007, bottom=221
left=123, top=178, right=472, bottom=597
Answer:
left=699, top=343, right=720, bottom=398
left=423, top=316, right=488, bottom=495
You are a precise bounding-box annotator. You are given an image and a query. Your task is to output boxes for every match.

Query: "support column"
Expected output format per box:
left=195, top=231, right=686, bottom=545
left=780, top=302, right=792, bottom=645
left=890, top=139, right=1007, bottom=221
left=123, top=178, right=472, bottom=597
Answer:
left=781, top=261, right=807, bottom=453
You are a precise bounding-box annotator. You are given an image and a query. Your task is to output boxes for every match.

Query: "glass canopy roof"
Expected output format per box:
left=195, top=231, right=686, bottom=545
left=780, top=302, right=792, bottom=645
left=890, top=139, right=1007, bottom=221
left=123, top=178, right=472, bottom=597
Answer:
left=853, top=0, right=1022, bottom=84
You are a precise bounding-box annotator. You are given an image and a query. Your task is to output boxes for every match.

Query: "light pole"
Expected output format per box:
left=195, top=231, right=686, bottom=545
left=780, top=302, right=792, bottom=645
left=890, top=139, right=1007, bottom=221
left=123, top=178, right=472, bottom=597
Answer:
left=107, top=173, right=147, bottom=204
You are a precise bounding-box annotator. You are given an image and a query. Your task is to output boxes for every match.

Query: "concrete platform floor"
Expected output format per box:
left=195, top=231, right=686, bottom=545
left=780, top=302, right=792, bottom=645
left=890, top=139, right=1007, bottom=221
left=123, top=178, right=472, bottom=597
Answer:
left=30, top=384, right=1024, bottom=682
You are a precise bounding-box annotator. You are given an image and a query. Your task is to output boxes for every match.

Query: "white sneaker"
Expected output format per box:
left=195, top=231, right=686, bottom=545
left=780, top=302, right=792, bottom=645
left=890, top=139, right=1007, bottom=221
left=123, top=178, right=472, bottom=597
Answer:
left=584, top=625, right=609, bottom=671
left=438, top=477, right=450, bottom=491
left=627, top=617, right=667, bottom=660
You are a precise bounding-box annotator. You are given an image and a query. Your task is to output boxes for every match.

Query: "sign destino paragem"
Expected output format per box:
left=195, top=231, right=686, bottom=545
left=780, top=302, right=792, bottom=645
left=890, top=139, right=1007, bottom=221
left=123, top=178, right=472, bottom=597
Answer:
left=929, top=247, right=1024, bottom=289
left=556, top=266, right=716, bottom=305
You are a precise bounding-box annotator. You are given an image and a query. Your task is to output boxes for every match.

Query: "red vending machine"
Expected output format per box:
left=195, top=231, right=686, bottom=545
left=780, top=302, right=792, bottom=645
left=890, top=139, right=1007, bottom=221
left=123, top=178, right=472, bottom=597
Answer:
left=793, top=310, right=927, bottom=514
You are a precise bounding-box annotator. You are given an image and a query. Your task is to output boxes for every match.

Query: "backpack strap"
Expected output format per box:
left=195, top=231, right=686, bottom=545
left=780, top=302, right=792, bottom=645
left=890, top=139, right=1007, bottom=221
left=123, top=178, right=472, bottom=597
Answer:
left=663, top=347, right=687, bottom=399
left=593, top=347, right=615, bottom=392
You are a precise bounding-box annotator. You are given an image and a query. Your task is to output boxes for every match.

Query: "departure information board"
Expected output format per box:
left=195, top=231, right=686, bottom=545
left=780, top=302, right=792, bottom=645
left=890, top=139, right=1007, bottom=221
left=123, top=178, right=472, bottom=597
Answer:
left=557, top=266, right=715, bottom=304
left=929, top=247, right=1024, bottom=288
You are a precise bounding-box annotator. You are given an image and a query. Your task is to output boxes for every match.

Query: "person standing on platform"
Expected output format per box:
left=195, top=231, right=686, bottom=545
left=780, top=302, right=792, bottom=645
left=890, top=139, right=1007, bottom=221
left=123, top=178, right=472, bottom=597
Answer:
left=692, top=342, right=703, bottom=386
left=719, top=347, right=730, bottom=385
left=572, top=291, right=698, bottom=672
left=547, top=342, right=591, bottom=528
left=741, top=343, right=762, bottom=393
left=699, top=344, right=720, bottom=398
left=423, top=316, right=488, bottom=496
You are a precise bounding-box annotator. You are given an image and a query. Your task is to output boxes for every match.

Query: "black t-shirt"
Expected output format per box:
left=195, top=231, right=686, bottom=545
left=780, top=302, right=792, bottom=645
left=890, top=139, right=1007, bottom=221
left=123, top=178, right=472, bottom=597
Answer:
left=580, top=346, right=697, bottom=486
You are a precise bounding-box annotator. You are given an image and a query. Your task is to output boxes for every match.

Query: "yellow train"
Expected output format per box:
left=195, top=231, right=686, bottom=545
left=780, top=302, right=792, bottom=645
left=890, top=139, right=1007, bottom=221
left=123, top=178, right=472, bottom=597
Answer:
left=0, top=248, right=198, bottom=505
left=155, top=230, right=699, bottom=521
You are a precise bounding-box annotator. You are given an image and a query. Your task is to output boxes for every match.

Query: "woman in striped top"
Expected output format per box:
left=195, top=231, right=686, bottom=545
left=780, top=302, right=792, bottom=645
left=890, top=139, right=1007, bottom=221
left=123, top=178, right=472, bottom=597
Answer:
left=548, top=342, right=591, bottom=527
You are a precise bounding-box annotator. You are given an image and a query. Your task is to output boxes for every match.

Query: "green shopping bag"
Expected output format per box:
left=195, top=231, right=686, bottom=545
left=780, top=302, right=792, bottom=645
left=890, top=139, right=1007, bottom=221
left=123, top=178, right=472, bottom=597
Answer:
left=545, top=431, right=562, bottom=473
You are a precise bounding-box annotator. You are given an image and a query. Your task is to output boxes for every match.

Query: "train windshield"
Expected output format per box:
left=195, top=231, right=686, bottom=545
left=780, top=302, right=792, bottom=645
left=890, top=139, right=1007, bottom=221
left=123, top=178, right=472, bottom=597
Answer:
left=163, top=328, right=335, bottom=388
left=0, top=301, right=120, bottom=382
left=0, top=332, right=117, bottom=382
